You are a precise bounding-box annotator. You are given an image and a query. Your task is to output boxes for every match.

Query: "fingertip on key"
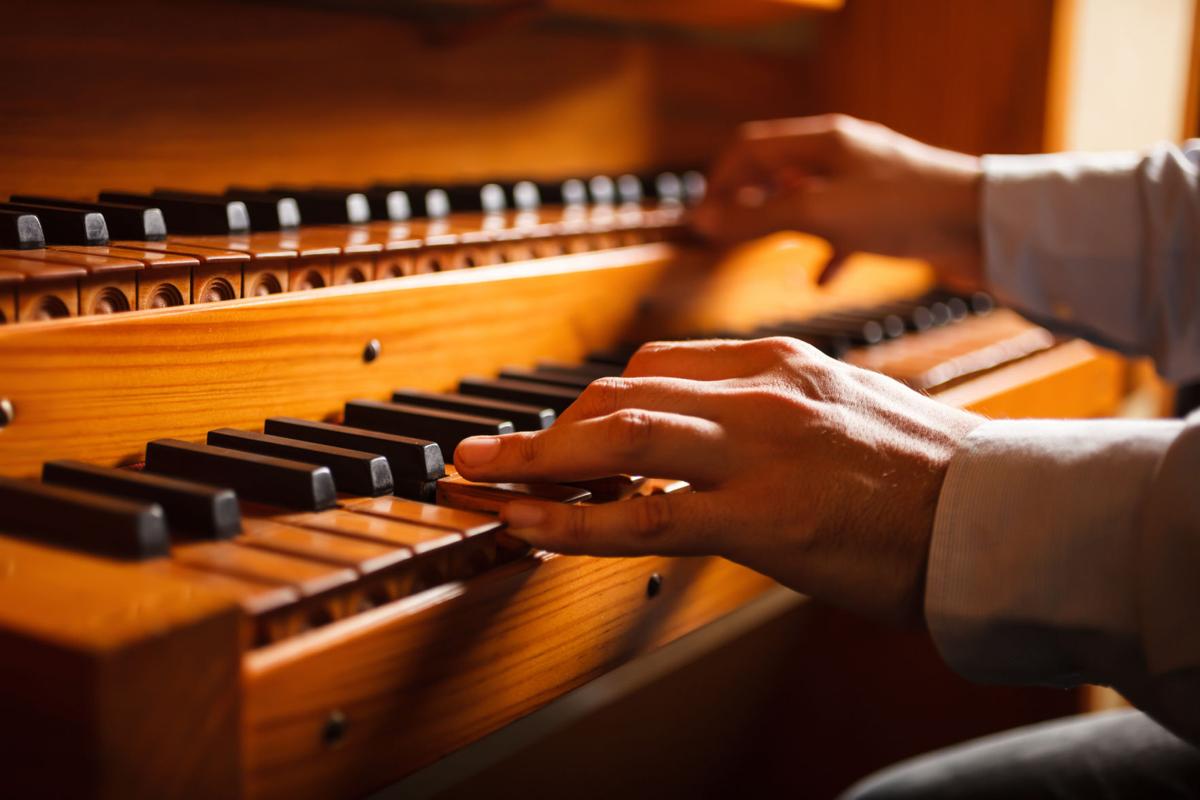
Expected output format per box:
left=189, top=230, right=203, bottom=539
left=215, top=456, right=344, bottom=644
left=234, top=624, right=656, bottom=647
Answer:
left=455, top=436, right=501, bottom=467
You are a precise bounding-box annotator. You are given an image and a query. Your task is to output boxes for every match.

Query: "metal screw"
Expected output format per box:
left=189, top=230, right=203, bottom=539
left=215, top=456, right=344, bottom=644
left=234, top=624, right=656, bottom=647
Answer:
left=0, top=398, right=12, bottom=429
left=321, top=710, right=348, bottom=747
left=362, top=339, right=381, bottom=363
left=646, top=572, right=663, bottom=598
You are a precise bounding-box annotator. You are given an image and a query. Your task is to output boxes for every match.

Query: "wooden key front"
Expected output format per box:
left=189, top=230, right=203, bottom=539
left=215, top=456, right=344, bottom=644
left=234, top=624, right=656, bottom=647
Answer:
left=276, top=508, right=490, bottom=588
left=239, top=517, right=415, bottom=605
left=0, top=254, right=82, bottom=320
left=173, top=540, right=361, bottom=626
left=114, top=239, right=252, bottom=303
left=362, top=221, right=422, bottom=277
left=152, top=561, right=301, bottom=646
left=171, top=234, right=296, bottom=296
left=39, top=247, right=143, bottom=315
left=0, top=269, right=21, bottom=323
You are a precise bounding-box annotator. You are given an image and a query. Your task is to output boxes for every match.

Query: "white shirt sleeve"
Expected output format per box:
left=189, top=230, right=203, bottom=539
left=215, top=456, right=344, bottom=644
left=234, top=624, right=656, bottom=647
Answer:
left=981, top=142, right=1200, bottom=381
left=926, top=415, right=1200, bottom=741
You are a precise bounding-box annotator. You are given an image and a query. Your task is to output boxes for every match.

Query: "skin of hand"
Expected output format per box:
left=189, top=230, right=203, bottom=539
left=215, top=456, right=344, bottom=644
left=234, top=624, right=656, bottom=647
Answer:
left=455, top=338, right=984, bottom=626
left=692, top=114, right=985, bottom=291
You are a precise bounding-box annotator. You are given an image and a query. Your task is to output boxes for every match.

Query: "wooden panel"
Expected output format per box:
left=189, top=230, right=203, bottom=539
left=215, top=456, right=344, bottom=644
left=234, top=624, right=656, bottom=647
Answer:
left=802, top=0, right=1058, bottom=155
left=0, top=535, right=242, bottom=799
left=242, top=552, right=776, bottom=800
left=0, top=1, right=1062, bottom=200
left=0, top=0, right=812, bottom=197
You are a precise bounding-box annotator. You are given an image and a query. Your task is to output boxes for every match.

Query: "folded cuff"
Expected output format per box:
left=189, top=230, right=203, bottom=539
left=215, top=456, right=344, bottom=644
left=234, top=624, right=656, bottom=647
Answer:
left=926, top=418, right=1181, bottom=687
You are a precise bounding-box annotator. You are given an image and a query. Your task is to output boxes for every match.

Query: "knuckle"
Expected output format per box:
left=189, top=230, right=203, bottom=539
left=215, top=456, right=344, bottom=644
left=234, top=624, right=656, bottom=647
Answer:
left=825, top=112, right=854, bottom=131
left=581, top=376, right=630, bottom=416
left=609, top=408, right=656, bottom=456
left=631, top=496, right=673, bottom=539
left=752, top=335, right=805, bottom=360
left=514, top=431, right=542, bottom=464
left=563, top=507, right=592, bottom=548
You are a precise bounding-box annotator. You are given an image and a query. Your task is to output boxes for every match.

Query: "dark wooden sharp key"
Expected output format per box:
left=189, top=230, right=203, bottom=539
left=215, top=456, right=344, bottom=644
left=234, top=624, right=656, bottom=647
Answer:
left=372, top=183, right=449, bottom=219
left=264, top=417, right=444, bottom=483
left=585, top=344, right=641, bottom=367
left=536, top=359, right=624, bottom=379
left=99, top=191, right=249, bottom=235
left=0, top=475, right=169, bottom=560
left=0, top=209, right=45, bottom=249
left=11, top=196, right=168, bottom=241
left=42, top=460, right=241, bottom=540
left=206, top=428, right=393, bottom=497
left=260, top=187, right=370, bottom=225
left=145, top=439, right=336, bottom=511
left=499, top=366, right=594, bottom=389
left=344, top=400, right=514, bottom=458
left=161, top=189, right=300, bottom=232
left=458, top=377, right=580, bottom=415
left=392, top=388, right=555, bottom=431
left=0, top=202, right=108, bottom=246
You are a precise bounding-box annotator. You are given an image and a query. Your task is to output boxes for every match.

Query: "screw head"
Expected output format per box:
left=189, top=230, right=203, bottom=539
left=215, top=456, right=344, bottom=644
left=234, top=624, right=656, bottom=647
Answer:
left=646, top=572, right=663, bottom=598
left=321, top=710, right=348, bottom=747
left=0, top=398, right=12, bottom=429
left=362, top=339, right=381, bottom=363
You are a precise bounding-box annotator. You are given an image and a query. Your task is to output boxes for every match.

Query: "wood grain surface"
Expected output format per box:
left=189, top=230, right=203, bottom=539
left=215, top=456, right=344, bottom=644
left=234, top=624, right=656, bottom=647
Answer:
left=242, top=551, right=776, bottom=800
left=0, top=241, right=936, bottom=477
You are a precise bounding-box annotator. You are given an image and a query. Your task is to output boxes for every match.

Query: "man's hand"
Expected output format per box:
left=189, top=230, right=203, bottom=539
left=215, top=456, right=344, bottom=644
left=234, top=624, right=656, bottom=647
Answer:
left=693, top=114, right=985, bottom=290
left=454, top=338, right=983, bottom=626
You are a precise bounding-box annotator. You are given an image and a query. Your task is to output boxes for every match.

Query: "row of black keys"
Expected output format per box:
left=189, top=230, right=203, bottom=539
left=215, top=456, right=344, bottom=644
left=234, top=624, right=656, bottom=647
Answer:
left=628, top=290, right=996, bottom=358
left=0, top=171, right=703, bottom=249
left=0, top=366, right=616, bottom=562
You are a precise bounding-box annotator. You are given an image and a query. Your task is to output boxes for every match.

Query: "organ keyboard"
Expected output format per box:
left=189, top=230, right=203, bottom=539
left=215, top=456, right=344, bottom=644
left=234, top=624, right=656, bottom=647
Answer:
left=0, top=174, right=1127, bottom=799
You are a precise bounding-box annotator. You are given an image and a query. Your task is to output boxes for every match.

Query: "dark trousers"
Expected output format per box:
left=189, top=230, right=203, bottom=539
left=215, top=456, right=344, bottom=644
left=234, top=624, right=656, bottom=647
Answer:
left=841, top=709, right=1200, bottom=799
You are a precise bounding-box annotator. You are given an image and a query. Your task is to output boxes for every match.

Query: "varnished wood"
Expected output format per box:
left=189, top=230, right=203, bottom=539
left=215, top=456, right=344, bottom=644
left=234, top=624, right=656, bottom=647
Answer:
left=0, top=255, right=82, bottom=320
left=0, top=535, right=242, bottom=799
left=0, top=270, right=19, bottom=324
left=242, top=551, right=776, bottom=800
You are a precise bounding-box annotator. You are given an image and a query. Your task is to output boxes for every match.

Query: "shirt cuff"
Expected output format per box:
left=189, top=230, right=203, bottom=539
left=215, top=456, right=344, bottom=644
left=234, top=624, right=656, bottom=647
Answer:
left=981, top=152, right=1143, bottom=348
left=925, top=418, right=1181, bottom=687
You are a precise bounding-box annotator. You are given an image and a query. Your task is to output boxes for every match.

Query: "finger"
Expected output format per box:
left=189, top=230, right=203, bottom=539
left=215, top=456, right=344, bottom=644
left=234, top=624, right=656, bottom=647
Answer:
left=499, top=490, right=730, bottom=557
left=706, top=117, right=843, bottom=200
left=697, top=179, right=827, bottom=245
left=556, top=376, right=727, bottom=425
left=623, top=338, right=783, bottom=380
left=454, top=409, right=731, bottom=488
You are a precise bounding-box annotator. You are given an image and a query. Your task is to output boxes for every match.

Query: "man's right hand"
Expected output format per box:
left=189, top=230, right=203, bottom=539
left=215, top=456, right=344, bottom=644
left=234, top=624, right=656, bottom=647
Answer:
left=692, top=114, right=986, bottom=290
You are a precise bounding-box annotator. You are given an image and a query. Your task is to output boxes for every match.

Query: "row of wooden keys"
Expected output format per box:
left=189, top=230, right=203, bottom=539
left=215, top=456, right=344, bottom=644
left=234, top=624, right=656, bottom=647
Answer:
left=0, top=288, right=1049, bottom=647
left=0, top=355, right=671, bottom=647
left=0, top=173, right=699, bottom=324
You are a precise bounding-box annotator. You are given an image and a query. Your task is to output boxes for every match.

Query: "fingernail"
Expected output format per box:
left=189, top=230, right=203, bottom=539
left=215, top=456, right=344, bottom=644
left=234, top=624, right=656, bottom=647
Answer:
left=504, top=502, right=547, bottom=528
left=456, top=436, right=501, bottom=466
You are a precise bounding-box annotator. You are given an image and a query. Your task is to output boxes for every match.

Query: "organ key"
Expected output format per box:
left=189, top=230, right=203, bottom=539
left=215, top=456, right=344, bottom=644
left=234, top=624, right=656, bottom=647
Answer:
left=42, top=460, right=242, bottom=540
left=145, top=439, right=337, bottom=511
left=0, top=475, right=169, bottom=560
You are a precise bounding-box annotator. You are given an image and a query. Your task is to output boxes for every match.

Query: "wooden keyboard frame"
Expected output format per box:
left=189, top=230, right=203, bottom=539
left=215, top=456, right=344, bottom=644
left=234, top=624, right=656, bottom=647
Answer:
left=0, top=239, right=1127, bottom=798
